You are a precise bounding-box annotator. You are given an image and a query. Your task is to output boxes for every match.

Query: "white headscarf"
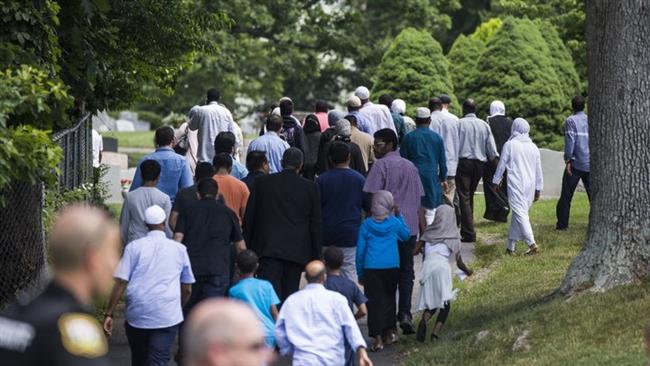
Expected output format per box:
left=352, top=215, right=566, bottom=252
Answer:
left=391, top=99, right=406, bottom=115
left=510, top=118, right=532, bottom=143
left=489, top=100, right=506, bottom=117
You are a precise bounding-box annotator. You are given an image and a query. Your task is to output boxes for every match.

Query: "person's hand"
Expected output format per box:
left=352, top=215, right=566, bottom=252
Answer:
left=103, top=315, right=113, bottom=337
left=566, top=161, right=573, bottom=176
left=393, top=205, right=400, bottom=216
left=441, top=181, right=449, bottom=194
left=534, top=190, right=541, bottom=202
left=412, top=241, right=424, bottom=256
left=492, top=183, right=500, bottom=193
left=358, top=347, right=373, bottom=366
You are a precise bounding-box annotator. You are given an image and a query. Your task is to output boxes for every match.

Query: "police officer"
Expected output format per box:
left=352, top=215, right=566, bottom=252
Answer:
left=0, top=205, right=121, bottom=365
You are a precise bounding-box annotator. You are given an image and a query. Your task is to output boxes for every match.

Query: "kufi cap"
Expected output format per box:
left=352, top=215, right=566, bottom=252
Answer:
left=347, top=96, right=362, bottom=108
left=144, top=205, right=166, bottom=225
left=354, top=86, right=370, bottom=100
left=416, top=107, right=431, bottom=119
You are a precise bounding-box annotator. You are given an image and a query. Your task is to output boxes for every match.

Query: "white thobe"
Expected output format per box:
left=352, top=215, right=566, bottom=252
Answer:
left=358, top=102, right=396, bottom=135
left=492, top=138, right=543, bottom=246
left=188, top=102, right=239, bottom=163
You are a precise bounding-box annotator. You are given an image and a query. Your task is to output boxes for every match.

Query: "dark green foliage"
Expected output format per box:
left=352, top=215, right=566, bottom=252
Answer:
left=446, top=34, right=485, bottom=101
left=535, top=19, right=582, bottom=100
left=135, top=111, right=164, bottom=130
left=373, top=28, right=458, bottom=117
left=466, top=18, right=566, bottom=148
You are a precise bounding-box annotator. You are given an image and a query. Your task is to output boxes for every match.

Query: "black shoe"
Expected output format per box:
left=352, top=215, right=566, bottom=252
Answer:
left=505, top=249, right=515, bottom=255
left=431, top=333, right=439, bottom=341
left=400, top=319, right=416, bottom=335
left=416, top=318, right=427, bottom=342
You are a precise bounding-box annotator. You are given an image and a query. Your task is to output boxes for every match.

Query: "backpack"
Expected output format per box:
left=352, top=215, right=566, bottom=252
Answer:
left=279, top=118, right=298, bottom=147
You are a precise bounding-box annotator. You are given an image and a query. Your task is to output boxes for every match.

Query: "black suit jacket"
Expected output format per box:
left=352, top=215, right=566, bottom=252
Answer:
left=243, top=170, right=322, bottom=265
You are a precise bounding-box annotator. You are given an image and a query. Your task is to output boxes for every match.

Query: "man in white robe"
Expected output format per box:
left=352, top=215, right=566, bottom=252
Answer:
left=492, top=118, right=543, bottom=255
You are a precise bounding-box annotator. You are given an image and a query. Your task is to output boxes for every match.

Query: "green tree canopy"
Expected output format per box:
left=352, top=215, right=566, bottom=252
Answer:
left=446, top=34, right=486, bottom=101
left=535, top=19, right=581, bottom=100
left=470, top=17, right=503, bottom=43
left=466, top=18, right=565, bottom=148
left=372, top=28, right=457, bottom=117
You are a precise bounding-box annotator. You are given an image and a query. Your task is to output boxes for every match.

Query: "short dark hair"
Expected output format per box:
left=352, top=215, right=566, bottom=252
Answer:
left=140, top=160, right=161, bottom=181
left=439, top=94, right=452, bottom=105
left=345, top=114, right=358, bottom=126
left=462, top=99, right=477, bottom=115
left=236, top=250, right=259, bottom=274
left=246, top=150, right=267, bottom=171
left=266, top=114, right=283, bottom=132
left=329, top=141, right=350, bottom=165
left=197, top=178, right=218, bottom=198
left=315, top=100, right=329, bottom=113
left=374, top=128, right=398, bottom=151
left=281, top=147, right=303, bottom=170
left=323, top=246, right=344, bottom=270
left=572, top=95, right=586, bottom=112
left=214, top=131, right=236, bottom=154
left=207, top=88, right=220, bottom=102
left=154, top=126, right=174, bottom=147
left=279, top=99, right=294, bottom=116
left=195, top=162, right=215, bottom=181
left=378, top=94, right=394, bottom=109
left=212, top=153, right=233, bottom=171
left=429, top=97, right=442, bottom=111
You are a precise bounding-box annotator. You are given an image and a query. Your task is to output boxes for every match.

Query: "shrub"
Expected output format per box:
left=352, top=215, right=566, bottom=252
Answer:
left=372, top=28, right=459, bottom=117
left=534, top=19, right=582, bottom=100
left=465, top=18, right=566, bottom=147
left=470, top=17, right=503, bottom=43
left=446, top=34, right=486, bottom=101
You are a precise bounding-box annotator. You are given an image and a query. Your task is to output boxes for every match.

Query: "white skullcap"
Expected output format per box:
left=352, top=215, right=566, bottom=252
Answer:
left=271, top=107, right=281, bottom=116
left=416, top=107, right=431, bottom=119
left=279, top=96, right=292, bottom=103
left=144, top=205, right=166, bottom=225
left=347, top=96, right=362, bottom=108
left=391, top=99, right=406, bottom=114
left=354, top=86, right=370, bottom=100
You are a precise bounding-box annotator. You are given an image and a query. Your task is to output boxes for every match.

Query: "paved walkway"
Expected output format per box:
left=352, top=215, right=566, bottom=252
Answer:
left=107, top=243, right=475, bottom=366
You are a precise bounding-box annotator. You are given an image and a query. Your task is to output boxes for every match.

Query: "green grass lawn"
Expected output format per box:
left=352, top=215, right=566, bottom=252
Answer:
left=103, top=130, right=154, bottom=148
left=400, top=193, right=650, bottom=365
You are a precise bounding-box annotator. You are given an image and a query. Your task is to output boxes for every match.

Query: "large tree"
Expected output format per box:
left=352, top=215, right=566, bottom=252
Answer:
left=560, top=0, right=650, bottom=294
left=372, top=28, right=457, bottom=116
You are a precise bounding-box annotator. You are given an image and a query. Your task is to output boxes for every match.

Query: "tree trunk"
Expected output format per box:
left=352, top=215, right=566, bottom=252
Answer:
left=560, top=0, right=650, bottom=294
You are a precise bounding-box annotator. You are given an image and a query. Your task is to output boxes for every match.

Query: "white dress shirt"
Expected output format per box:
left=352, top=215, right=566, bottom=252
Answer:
left=275, top=283, right=367, bottom=366
left=358, top=102, right=396, bottom=135
left=188, top=102, right=238, bottom=163
left=430, top=110, right=460, bottom=177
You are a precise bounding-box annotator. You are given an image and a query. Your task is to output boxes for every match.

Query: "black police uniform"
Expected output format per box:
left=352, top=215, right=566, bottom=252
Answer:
left=0, top=282, right=109, bottom=365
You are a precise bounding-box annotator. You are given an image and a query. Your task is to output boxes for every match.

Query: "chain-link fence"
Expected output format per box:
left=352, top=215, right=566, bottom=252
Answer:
left=0, top=115, right=92, bottom=308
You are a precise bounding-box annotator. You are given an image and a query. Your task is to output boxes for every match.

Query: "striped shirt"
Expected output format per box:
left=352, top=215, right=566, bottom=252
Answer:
left=563, top=112, right=589, bottom=172
left=363, top=151, right=424, bottom=235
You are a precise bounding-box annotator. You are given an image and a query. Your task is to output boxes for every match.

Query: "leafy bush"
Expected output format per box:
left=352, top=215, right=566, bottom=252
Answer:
left=465, top=18, right=567, bottom=147
left=372, top=28, right=458, bottom=117
left=535, top=19, right=582, bottom=99
left=446, top=34, right=486, bottom=101
left=135, top=110, right=164, bottom=130
left=470, top=17, right=503, bottom=43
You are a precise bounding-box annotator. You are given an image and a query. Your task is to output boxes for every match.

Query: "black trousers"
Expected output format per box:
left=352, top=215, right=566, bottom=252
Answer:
left=483, top=165, right=510, bottom=223
left=456, top=159, right=486, bottom=241
left=364, top=268, right=399, bottom=338
left=397, top=236, right=416, bottom=320
left=556, top=168, right=591, bottom=229
left=125, top=322, right=178, bottom=366
left=257, top=257, right=303, bottom=304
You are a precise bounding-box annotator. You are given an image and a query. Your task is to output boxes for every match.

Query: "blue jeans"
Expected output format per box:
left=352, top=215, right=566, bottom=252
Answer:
left=125, top=322, right=179, bottom=366
left=556, top=168, right=591, bottom=229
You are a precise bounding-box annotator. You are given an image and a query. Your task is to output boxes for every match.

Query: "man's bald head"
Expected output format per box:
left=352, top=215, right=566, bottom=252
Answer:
left=49, top=204, right=117, bottom=271
left=184, top=299, right=269, bottom=366
left=305, top=260, right=326, bottom=284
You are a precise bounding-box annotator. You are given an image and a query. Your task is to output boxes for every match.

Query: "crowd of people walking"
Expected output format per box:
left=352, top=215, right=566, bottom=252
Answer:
left=0, top=85, right=590, bottom=366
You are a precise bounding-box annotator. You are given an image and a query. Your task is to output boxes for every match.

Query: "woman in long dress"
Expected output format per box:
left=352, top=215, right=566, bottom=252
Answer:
left=491, top=118, right=543, bottom=255
left=414, top=205, right=472, bottom=342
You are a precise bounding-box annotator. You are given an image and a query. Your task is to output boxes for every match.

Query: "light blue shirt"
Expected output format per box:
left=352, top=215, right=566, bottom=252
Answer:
left=563, top=111, right=589, bottom=172
left=130, top=147, right=193, bottom=202
left=229, top=278, right=280, bottom=347
left=275, top=284, right=367, bottom=366
left=115, top=230, right=195, bottom=329
left=231, top=158, right=249, bottom=179
left=348, top=110, right=372, bottom=135
left=248, top=131, right=290, bottom=173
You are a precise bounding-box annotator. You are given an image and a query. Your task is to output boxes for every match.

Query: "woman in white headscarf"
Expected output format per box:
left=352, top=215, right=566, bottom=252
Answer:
left=492, top=118, right=543, bottom=255
left=391, top=99, right=416, bottom=136
left=413, top=205, right=472, bottom=342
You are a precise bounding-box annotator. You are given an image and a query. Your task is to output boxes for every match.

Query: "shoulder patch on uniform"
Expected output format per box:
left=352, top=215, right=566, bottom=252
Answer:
left=57, top=313, right=107, bottom=358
